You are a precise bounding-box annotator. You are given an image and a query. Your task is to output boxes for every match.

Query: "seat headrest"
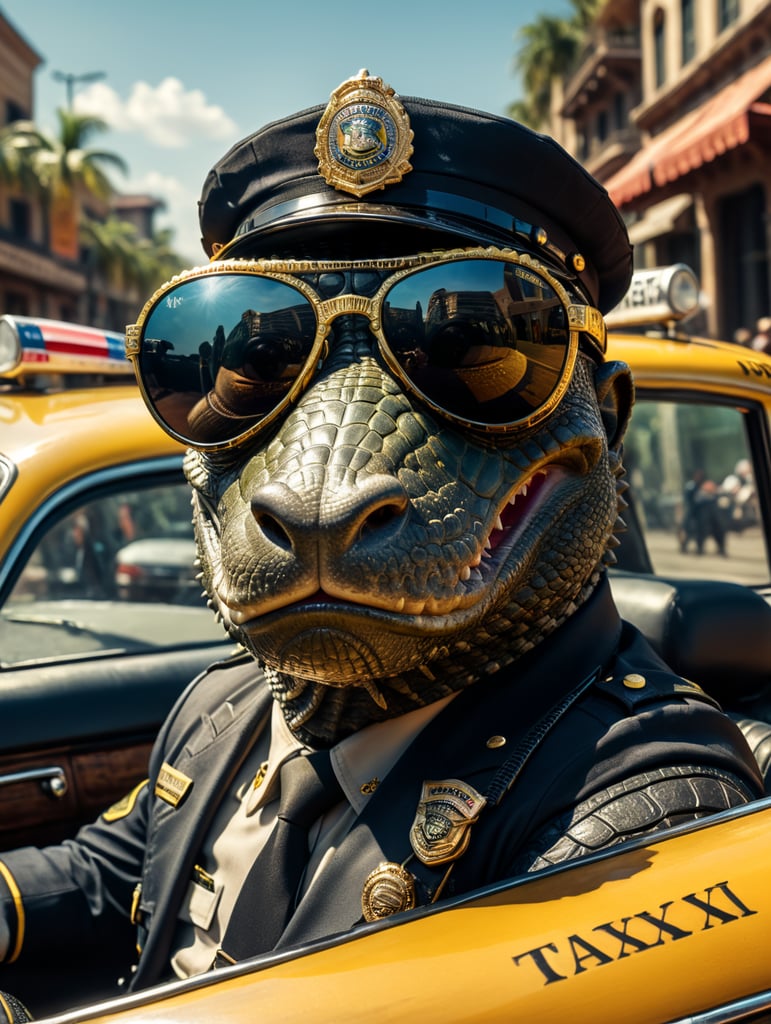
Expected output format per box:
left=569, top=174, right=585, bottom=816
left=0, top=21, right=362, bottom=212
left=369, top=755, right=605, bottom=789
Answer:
left=609, top=573, right=771, bottom=706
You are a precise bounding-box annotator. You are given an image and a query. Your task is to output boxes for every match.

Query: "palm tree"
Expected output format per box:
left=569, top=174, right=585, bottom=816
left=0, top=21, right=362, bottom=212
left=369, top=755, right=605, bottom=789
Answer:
left=572, top=0, right=603, bottom=29
left=5, top=109, right=185, bottom=328
left=510, top=15, right=582, bottom=128
left=133, top=227, right=186, bottom=292
left=81, top=216, right=185, bottom=326
left=80, top=215, right=138, bottom=283
left=14, top=109, right=128, bottom=251
left=46, top=109, right=128, bottom=200
left=509, top=0, right=603, bottom=129
left=0, top=120, right=45, bottom=189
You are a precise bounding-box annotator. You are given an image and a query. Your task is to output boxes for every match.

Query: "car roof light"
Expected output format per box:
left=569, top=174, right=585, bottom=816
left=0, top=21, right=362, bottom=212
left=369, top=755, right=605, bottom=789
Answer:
left=0, top=315, right=131, bottom=379
left=604, top=264, right=701, bottom=329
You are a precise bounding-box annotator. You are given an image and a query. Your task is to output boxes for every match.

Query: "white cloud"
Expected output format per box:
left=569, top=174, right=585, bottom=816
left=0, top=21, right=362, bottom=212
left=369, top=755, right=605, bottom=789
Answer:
left=75, top=79, right=238, bottom=149
left=125, top=170, right=204, bottom=264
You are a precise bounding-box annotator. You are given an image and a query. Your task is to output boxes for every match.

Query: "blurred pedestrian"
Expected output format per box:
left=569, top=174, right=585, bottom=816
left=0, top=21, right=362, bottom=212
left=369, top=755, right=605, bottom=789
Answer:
left=680, top=469, right=726, bottom=555
left=751, top=317, right=771, bottom=355
left=720, top=458, right=758, bottom=532
left=733, top=327, right=752, bottom=347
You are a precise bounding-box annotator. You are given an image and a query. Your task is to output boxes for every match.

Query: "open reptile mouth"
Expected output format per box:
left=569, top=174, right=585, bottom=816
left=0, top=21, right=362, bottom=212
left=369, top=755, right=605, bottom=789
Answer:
left=473, top=467, right=552, bottom=562
left=220, top=464, right=568, bottom=626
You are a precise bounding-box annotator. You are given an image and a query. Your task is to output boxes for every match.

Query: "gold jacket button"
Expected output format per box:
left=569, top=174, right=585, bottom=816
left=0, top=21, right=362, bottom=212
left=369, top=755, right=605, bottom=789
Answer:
left=623, top=673, right=646, bottom=689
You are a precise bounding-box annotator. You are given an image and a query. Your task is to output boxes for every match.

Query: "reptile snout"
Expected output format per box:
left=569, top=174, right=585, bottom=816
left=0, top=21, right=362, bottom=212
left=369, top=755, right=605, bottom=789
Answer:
left=250, top=475, right=409, bottom=558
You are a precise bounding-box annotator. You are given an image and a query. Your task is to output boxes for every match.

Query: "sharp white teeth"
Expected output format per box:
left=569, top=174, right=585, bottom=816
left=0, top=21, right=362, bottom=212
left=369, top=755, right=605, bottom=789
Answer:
left=521, top=483, right=528, bottom=497
left=494, top=514, right=504, bottom=531
left=484, top=538, right=492, bottom=551
left=482, top=548, right=492, bottom=560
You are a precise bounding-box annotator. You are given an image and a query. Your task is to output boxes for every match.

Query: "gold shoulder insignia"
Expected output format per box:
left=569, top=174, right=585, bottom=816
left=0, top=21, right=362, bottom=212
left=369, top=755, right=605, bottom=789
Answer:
left=315, top=69, right=414, bottom=197
left=674, top=677, right=705, bottom=694
left=103, top=778, right=149, bottom=822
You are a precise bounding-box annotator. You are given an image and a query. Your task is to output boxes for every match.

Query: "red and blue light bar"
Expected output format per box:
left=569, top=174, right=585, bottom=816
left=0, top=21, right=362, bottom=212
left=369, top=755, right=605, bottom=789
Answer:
left=0, top=315, right=131, bottom=378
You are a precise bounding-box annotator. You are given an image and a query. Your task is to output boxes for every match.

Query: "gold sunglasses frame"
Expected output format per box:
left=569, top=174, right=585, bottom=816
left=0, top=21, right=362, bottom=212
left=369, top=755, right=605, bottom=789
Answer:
left=126, top=246, right=606, bottom=451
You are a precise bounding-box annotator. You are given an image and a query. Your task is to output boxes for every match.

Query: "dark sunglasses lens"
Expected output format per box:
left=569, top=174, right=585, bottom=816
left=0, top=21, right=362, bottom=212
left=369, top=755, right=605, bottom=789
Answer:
left=382, top=260, right=571, bottom=425
left=138, top=274, right=317, bottom=444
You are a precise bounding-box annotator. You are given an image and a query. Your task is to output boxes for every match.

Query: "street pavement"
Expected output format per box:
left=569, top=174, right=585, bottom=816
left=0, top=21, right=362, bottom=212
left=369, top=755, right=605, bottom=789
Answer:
left=644, top=526, right=769, bottom=588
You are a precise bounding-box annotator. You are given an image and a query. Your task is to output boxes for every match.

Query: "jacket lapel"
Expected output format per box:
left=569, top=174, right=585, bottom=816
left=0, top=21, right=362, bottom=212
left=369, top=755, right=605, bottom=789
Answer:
left=132, top=672, right=273, bottom=988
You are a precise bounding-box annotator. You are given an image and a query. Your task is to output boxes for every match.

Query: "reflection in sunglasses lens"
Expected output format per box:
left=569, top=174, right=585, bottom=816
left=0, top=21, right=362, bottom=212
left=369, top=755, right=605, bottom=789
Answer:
left=139, top=275, right=317, bottom=444
left=382, top=260, right=571, bottom=425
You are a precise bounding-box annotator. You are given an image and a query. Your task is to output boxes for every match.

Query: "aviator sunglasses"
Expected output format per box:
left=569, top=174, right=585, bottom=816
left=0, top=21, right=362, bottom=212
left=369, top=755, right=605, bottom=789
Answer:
left=125, top=246, right=606, bottom=451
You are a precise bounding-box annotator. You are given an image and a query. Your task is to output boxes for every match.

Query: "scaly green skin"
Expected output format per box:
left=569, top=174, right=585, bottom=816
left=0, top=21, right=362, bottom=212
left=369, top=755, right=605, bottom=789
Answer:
left=185, top=320, right=629, bottom=747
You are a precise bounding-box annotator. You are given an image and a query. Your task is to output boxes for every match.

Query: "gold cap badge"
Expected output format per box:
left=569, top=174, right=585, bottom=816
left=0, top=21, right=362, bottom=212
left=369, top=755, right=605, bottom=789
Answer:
left=315, top=69, right=414, bottom=197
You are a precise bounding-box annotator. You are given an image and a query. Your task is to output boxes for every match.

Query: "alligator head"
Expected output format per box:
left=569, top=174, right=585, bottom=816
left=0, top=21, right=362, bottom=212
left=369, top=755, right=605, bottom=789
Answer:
left=185, top=312, right=632, bottom=746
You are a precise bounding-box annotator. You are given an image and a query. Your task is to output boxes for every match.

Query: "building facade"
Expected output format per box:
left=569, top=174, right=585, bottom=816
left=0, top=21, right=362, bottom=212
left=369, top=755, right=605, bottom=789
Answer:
left=558, top=0, right=771, bottom=341
left=0, top=12, right=87, bottom=323
left=0, top=10, right=161, bottom=331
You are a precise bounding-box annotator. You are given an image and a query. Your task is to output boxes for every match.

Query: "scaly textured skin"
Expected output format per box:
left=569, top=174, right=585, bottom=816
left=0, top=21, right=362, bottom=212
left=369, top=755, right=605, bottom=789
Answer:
left=186, top=316, right=629, bottom=747
left=510, top=766, right=755, bottom=873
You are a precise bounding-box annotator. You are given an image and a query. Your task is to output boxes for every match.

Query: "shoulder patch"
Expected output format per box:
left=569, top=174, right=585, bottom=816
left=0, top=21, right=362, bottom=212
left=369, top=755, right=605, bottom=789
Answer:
left=103, top=778, right=149, bottom=822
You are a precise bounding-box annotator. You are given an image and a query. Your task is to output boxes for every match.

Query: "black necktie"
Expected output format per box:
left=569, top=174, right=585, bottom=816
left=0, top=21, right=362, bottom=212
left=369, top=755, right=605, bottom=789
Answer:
left=215, top=749, right=342, bottom=965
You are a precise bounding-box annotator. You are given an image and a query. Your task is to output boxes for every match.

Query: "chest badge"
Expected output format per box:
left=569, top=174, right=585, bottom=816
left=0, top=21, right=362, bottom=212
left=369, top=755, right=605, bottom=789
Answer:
left=154, top=762, right=193, bottom=808
left=361, top=861, right=417, bottom=923
left=315, top=69, right=414, bottom=197
left=410, top=779, right=487, bottom=866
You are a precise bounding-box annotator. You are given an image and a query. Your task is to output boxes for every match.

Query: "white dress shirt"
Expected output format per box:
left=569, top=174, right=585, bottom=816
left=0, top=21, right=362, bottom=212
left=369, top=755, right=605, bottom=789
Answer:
left=171, top=693, right=454, bottom=978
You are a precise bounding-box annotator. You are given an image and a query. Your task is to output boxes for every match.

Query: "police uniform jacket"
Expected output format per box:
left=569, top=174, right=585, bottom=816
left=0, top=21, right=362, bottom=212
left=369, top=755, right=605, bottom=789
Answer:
left=0, top=577, right=762, bottom=995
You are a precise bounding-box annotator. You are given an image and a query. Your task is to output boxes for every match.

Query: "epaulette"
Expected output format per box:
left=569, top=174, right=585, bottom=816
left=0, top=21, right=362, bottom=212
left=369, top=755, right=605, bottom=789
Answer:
left=593, top=669, right=721, bottom=713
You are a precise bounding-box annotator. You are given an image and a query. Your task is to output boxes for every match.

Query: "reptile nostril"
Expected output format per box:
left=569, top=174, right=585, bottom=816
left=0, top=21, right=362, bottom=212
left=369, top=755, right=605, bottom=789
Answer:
left=254, top=511, right=293, bottom=551
left=358, top=500, right=406, bottom=540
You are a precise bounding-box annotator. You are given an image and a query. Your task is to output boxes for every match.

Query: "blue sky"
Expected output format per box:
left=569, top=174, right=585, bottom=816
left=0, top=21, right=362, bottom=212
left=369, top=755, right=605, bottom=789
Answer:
left=3, top=0, right=574, bottom=262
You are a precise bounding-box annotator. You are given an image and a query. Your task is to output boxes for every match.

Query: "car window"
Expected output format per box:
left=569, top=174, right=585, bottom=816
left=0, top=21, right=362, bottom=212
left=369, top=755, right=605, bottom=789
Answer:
left=9, top=482, right=195, bottom=603
left=1, top=480, right=224, bottom=666
left=623, top=397, right=769, bottom=585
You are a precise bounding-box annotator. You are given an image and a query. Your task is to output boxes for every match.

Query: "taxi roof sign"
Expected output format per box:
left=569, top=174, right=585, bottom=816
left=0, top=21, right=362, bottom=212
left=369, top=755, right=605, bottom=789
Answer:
left=604, top=264, right=700, bottom=329
left=0, top=315, right=131, bottom=379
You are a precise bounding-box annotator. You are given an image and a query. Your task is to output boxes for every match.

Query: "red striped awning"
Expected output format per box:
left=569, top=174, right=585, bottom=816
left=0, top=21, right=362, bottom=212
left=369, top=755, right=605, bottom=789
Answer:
left=606, top=54, right=771, bottom=207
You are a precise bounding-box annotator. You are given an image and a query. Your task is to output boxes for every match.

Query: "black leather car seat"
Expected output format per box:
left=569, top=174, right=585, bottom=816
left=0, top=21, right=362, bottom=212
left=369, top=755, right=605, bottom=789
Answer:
left=609, top=573, right=771, bottom=791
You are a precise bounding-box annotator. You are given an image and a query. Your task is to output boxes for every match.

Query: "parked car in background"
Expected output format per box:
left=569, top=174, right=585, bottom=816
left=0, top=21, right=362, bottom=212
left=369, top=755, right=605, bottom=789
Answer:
left=114, top=537, right=200, bottom=604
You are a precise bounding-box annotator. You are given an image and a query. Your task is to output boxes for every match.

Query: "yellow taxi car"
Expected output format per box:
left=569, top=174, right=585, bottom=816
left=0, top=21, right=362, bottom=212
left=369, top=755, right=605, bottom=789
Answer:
left=0, top=315, right=235, bottom=856
left=1, top=271, right=771, bottom=1024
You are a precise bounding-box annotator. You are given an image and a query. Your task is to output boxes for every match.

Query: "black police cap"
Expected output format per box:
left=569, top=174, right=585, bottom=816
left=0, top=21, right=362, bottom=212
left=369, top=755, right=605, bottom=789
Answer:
left=198, top=71, right=632, bottom=313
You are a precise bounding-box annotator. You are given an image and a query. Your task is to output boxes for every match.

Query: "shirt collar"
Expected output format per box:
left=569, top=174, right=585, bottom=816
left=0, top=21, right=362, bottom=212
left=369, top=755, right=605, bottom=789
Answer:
left=251, top=694, right=455, bottom=816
